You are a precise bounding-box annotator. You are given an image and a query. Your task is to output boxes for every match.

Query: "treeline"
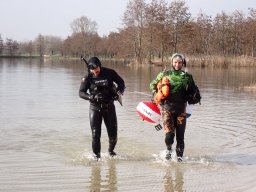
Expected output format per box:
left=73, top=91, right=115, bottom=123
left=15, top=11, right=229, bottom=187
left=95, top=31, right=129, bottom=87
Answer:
left=1, top=0, right=256, bottom=65
left=0, top=34, right=63, bottom=57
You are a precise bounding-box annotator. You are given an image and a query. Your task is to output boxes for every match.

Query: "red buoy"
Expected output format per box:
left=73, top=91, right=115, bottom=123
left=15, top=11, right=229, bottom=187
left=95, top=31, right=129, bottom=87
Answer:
left=136, top=101, right=161, bottom=123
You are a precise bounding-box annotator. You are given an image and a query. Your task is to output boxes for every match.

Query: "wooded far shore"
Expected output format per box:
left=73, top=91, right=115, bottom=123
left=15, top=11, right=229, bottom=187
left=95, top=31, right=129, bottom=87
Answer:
left=1, top=54, right=255, bottom=68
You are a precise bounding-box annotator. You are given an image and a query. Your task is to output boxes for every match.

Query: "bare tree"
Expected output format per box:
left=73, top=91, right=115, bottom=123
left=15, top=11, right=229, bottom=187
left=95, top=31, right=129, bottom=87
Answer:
left=0, top=34, right=3, bottom=55
left=229, top=11, right=246, bottom=55
left=35, top=34, right=45, bottom=57
left=70, top=16, right=97, bottom=34
left=5, top=38, right=19, bottom=56
left=22, top=1, right=254, bottom=61
left=62, top=36, right=73, bottom=56
left=44, top=35, right=63, bottom=55
left=212, top=12, right=231, bottom=55
left=195, top=11, right=212, bottom=55
left=105, top=32, right=120, bottom=58
left=246, top=8, right=256, bottom=56
left=70, top=16, right=97, bottom=57
left=116, top=27, right=135, bottom=58
left=123, top=0, right=146, bottom=64
left=145, top=0, right=168, bottom=64
left=62, top=32, right=100, bottom=57
left=19, top=41, right=34, bottom=56
left=168, top=0, right=191, bottom=53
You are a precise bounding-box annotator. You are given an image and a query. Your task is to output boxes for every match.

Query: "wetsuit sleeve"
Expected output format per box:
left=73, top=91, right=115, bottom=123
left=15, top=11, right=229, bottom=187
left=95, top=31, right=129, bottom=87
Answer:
left=186, top=73, right=201, bottom=104
left=79, top=76, right=91, bottom=100
left=112, top=70, right=125, bottom=94
left=186, top=74, right=196, bottom=93
left=149, top=71, right=164, bottom=93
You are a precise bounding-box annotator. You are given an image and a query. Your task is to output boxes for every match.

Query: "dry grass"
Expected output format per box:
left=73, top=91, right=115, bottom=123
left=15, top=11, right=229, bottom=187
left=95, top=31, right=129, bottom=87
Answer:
left=147, top=55, right=256, bottom=68
left=187, top=55, right=256, bottom=68
left=243, top=84, right=256, bottom=91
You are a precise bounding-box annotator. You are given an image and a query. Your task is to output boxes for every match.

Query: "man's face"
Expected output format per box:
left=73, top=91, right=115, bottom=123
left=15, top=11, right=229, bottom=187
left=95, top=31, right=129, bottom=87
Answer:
left=172, top=58, right=183, bottom=70
left=90, top=66, right=101, bottom=77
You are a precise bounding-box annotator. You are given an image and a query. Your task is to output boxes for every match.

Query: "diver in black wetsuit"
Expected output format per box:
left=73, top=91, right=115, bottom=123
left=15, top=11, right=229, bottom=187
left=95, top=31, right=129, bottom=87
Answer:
left=79, top=57, right=125, bottom=159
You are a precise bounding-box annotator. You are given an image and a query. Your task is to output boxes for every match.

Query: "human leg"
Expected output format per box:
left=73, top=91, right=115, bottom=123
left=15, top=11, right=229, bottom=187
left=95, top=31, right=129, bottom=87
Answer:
left=103, top=104, right=118, bottom=156
left=175, top=112, right=186, bottom=161
left=89, top=106, right=103, bottom=158
left=162, top=108, right=175, bottom=159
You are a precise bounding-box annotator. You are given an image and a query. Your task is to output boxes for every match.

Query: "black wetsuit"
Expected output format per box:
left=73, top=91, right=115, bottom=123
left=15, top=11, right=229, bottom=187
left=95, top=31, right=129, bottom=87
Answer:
left=79, top=67, right=125, bottom=158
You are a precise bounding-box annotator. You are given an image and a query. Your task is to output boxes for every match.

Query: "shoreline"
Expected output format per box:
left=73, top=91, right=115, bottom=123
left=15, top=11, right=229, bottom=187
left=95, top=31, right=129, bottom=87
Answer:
left=1, top=55, right=255, bottom=68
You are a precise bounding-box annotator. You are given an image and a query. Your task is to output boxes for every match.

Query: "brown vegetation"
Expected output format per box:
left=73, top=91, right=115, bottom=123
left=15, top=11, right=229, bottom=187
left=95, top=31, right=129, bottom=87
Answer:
left=239, top=83, right=256, bottom=92
left=187, top=55, right=256, bottom=68
left=1, top=0, right=256, bottom=67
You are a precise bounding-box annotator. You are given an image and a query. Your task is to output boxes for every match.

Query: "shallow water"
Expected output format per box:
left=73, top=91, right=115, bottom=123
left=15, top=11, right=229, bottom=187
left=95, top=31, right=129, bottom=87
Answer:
left=0, top=58, right=256, bottom=191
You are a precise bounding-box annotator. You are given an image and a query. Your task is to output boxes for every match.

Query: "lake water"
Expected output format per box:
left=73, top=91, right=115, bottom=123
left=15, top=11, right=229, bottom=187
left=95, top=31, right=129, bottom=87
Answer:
left=1, top=58, right=256, bottom=192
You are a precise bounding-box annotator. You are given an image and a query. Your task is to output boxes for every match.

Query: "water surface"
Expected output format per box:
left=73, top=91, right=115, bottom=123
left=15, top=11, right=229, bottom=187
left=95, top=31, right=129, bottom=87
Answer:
left=1, top=58, right=256, bottom=191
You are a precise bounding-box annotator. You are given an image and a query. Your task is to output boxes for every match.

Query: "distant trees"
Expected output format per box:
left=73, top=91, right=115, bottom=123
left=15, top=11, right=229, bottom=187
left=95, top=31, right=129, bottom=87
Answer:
left=0, top=35, right=3, bottom=55
left=247, top=8, right=256, bottom=57
left=122, top=0, right=191, bottom=64
left=120, top=0, right=256, bottom=64
left=168, top=0, right=191, bottom=53
left=20, top=41, right=34, bottom=56
left=102, top=32, right=121, bottom=58
left=0, top=35, right=19, bottom=56
left=35, top=34, right=45, bottom=57
left=62, top=32, right=100, bottom=57
left=0, top=34, right=63, bottom=57
left=121, top=0, right=192, bottom=64
left=65, top=16, right=98, bottom=57
left=193, top=11, right=212, bottom=55
left=44, top=35, right=63, bottom=55
left=144, top=0, right=169, bottom=64
left=123, top=0, right=146, bottom=64
left=1, top=0, right=256, bottom=65
left=5, top=38, right=19, bottom=56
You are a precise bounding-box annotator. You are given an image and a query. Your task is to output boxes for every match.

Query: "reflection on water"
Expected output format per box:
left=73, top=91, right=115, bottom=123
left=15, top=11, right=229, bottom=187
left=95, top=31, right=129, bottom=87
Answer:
left=89, top=161, right=117, bottom=192
left=0, top=58, right=256, bottom=191
left=163, top=166, right=184, bottom=192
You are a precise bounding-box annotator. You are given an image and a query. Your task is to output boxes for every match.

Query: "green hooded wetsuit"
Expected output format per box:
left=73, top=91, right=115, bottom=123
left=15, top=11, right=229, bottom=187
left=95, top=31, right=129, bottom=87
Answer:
left=149, top=68, right=197, bottom=159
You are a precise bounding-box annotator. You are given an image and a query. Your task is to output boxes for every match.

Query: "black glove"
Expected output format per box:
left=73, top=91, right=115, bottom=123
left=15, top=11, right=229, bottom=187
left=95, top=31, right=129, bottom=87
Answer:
left=89, top=95, right=95, bottom=102
left=116, top=88, right=123, bottom=95
left=94, top=93, right=104, bottom=102
left=113, top=93, right=119, bottom=100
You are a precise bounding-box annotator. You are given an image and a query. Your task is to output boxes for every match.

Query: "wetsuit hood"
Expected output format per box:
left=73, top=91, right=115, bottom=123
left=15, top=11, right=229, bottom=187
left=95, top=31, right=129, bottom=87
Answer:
left=171, top=53, right=186, bottom=69
left=88, top=57, right=102, bottom=69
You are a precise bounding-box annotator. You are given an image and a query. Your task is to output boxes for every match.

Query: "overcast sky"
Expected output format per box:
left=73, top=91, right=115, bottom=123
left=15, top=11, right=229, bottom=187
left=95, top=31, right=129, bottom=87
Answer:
left=0, top=0, right=255, bottom=42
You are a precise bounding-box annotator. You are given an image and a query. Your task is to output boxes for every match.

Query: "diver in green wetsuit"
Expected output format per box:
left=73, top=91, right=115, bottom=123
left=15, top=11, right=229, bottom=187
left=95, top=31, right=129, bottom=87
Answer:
left=150, top=53, right=201, bottom=162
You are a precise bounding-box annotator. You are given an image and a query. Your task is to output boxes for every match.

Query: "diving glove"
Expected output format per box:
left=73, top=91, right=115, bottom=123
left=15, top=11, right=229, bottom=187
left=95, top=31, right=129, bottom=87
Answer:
left=89, top=95, right=95, bottom=102
left=94, top=94, right=104, bottom=102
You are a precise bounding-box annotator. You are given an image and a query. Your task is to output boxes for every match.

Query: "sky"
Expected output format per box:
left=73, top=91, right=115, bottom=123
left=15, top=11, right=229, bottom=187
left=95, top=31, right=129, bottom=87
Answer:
left=0, top=0, right=255, bottom=42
